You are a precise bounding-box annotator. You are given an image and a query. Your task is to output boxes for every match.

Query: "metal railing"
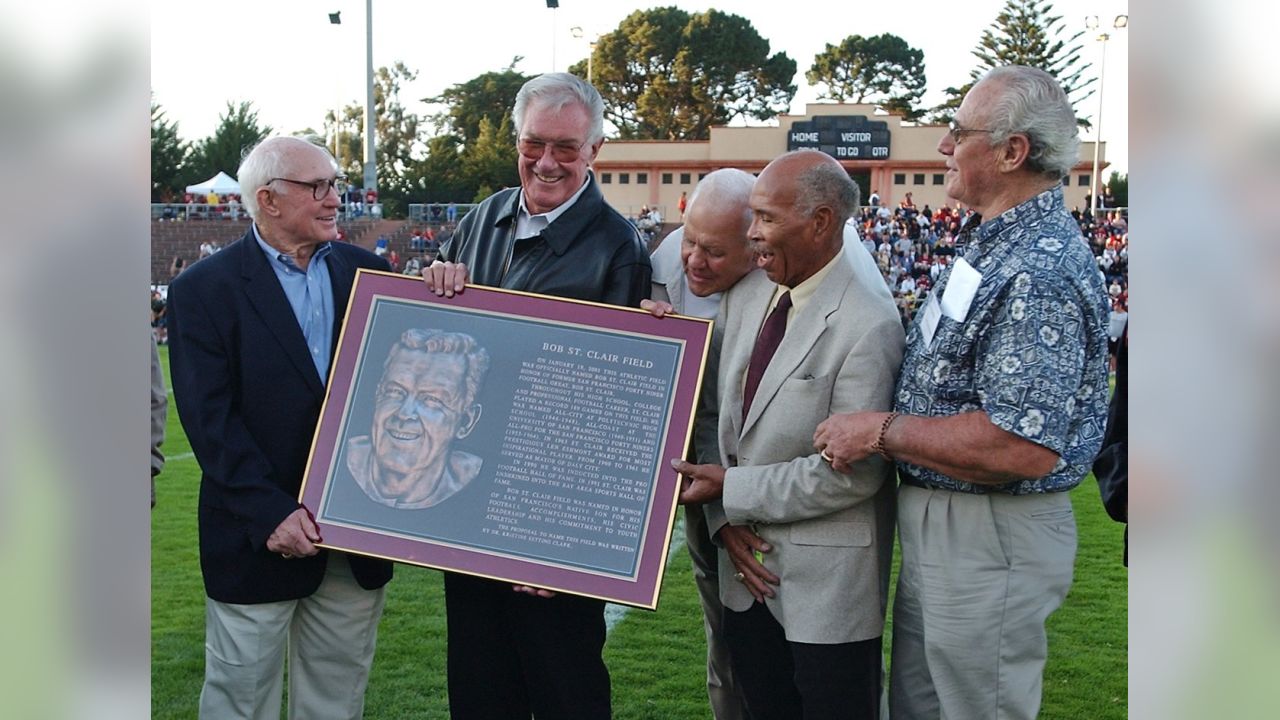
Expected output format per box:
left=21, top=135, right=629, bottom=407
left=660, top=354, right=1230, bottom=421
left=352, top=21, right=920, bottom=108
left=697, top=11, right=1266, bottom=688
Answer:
left=407, top=203, right=478, bottom=223
left=151, top=203, right=386, bottom=222
left=150, top=203, right=247, bottom=221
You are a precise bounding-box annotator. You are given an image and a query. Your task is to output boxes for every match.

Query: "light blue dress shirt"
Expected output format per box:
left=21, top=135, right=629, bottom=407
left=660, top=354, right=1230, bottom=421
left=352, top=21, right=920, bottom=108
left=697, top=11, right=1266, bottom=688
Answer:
left=253, top=226, right=335, bottom=383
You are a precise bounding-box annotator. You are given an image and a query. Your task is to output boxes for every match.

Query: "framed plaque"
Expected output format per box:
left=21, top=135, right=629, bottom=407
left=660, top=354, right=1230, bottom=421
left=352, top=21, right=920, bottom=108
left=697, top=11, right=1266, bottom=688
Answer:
left=300, top=270, right=713, bottom=609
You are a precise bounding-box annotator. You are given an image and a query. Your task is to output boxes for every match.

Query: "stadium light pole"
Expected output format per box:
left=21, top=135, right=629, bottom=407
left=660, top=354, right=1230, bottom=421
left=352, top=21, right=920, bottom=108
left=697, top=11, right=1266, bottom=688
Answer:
left=328, top=12, right=345, bottom=187
left=1085, top=14, right=1127, bottom=217
left=363, top=0, right=377, bottom=193
left=570, top=25, right=595, bottom=84
left=547, top=0, right=559, bottom=71
left=329, top=6, right=377, bottom=194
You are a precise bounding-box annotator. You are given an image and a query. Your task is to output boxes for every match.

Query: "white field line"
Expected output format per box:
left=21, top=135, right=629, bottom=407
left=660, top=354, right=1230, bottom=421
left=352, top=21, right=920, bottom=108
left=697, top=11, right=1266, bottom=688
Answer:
left=605, top=516, right=686, bottom=634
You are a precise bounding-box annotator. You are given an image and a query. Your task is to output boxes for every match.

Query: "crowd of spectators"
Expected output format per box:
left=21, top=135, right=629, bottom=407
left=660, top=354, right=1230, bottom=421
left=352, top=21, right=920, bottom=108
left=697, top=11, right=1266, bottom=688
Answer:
left=154, top=185, right=1128, bottom=367
left=343, top=186, right=380, bottom=217
left=397, top=225, right=451, bottom=277
left=182, top=191, right=242, bottom=207
left=158, top=192, right=245, bottom=221
left=850, top=192, right=959, bottom=327
left=634, top=205, right=663, bottom=245
left=158, top=184, right=383, bottom=222
left=854, top=191, right=1128, bottom=370
left=1088, top=208, right=1130, bottom=370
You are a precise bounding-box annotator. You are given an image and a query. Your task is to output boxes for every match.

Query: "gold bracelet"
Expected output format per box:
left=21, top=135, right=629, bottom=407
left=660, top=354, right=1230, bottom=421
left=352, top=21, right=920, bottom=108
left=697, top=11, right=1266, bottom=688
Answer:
left=871, top=412, right=900, bottom=462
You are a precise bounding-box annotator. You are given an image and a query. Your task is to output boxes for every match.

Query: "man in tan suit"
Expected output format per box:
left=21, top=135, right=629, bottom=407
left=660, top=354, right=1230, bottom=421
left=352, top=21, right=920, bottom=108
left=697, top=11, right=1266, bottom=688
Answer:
left=674, top=150, right=904, bottom=719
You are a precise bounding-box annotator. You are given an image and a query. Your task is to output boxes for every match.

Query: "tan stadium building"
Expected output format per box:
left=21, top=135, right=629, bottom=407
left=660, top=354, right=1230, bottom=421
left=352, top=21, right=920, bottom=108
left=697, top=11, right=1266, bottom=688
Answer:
left=593, top=103, right=1108, bottom=220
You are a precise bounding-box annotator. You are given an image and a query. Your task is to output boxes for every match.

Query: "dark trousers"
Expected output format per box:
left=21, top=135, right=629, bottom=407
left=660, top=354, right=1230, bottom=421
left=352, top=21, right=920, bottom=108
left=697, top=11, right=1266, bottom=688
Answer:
left=724, top=601, right=881, bottom=720
left=444, top=572, right=610, bottom=719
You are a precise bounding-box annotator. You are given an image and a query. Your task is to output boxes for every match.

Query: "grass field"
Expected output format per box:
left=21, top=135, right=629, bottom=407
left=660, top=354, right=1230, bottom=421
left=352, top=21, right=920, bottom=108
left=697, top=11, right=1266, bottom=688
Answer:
left=152, top=346, right=1127, bottom=718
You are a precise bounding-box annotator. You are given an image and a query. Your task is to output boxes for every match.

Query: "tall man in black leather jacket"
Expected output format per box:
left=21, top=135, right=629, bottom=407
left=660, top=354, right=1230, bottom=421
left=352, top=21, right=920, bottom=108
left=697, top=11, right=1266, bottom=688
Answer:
left=422, top=72, right=651, bottom=720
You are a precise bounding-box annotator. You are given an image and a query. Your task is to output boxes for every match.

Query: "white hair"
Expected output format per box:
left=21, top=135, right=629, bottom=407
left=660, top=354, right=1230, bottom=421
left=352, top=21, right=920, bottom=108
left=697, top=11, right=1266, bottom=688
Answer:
left=512, top=72, right=605, bottom=146
left=237, top=136, right=337, bottom=220
left=981, top=65, right=1081, bottom=180
left=686, top=168, right=756, bottom=237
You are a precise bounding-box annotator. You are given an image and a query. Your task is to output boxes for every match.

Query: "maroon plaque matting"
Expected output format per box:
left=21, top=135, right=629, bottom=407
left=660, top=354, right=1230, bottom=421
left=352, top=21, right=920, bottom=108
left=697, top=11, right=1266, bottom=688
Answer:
left=299, top=270, right=712, bottom=609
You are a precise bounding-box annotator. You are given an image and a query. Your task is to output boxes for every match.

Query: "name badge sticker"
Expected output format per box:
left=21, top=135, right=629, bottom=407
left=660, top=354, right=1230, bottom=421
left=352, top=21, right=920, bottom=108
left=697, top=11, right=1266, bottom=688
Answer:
left=939, top=257, right=982, bottom=322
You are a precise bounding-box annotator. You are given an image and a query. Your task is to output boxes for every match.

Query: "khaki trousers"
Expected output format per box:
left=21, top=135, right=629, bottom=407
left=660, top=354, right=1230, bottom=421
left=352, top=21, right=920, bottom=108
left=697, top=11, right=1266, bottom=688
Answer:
left=889, top=485, right=1076, bottom=720
left=198, top=554, right=386, bottom=720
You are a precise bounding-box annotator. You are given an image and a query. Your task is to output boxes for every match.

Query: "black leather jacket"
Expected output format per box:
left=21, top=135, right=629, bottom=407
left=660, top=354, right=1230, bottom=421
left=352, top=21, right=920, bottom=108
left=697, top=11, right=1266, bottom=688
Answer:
left=442, top=175, right=651, bottom=306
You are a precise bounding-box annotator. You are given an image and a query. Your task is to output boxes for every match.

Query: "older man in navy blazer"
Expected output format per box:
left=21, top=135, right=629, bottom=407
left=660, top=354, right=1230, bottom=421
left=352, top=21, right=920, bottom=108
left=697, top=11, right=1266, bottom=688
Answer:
left=168, top=136, right=392, bottom=720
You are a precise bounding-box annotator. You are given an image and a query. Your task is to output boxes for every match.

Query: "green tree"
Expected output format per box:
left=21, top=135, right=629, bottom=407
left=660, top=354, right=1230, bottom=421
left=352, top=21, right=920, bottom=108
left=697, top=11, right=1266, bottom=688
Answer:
left=413, top=135, right=469, bottom=204
left=575, top=7, right=685, bottom=139
left=806, top=34, right=927, bottom=121
left=415, top=60, right=532, bottom=205
left=573, top=7, right=796, bottom=140
left=323, top=104, right=365, bottom=182
left=460, top=114, right=519, bottom=201
left=428, top=59, right=531, bottom=146
left=1106, top=171, right=1127, bottom=207
left=929, top=0, right=1094, bottom=124
left=186, top=101, right=272, bottom=186
left=324, top=62, right=425, bottom=217
left=371, top=62, right=425, bottom=217
left=151, top=99, right=190, bottom=202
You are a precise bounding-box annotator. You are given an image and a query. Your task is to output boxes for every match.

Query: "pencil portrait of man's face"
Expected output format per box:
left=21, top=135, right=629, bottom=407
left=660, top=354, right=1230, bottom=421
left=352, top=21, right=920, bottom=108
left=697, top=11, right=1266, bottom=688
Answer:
left=347, top=329, right=489, bottom=509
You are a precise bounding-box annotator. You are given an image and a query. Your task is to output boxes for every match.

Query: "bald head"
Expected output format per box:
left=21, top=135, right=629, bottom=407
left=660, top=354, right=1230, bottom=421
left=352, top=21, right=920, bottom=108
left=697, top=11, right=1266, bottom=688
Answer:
left=749, top=150, right=857, bottom=287
left=680, top=169, right=758, bottom=296
left=780, top=150, right=859, bottom=229
left=238, top=136, right=339, bottom=221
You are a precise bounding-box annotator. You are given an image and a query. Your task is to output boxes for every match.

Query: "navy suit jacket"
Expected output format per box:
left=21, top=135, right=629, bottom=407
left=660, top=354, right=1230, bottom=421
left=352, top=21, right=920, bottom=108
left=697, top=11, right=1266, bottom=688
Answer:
left=168, top=230, right=393, bottom=603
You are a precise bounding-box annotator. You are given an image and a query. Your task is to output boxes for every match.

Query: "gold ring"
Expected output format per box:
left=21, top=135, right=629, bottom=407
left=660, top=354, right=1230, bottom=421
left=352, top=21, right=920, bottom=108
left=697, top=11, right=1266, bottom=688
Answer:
left=281, top=553, right=294, bottom=559
left=733, top=572, right=745, bottom=582
left=820, top=449, right=834, bottom=463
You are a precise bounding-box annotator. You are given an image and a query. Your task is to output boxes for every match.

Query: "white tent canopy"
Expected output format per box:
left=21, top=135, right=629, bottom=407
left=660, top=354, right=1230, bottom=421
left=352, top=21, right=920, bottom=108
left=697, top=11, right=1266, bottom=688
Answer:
left=186, top=171, right=240, bottom=196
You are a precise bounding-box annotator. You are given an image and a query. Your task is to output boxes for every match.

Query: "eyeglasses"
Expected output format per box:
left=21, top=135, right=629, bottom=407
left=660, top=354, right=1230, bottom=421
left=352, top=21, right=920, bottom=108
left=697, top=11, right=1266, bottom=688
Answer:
left=947, top=121, right=995, bottom=145
left=268, top=176, right=348, bottom=200
left=517, top=137, right=589, bottom=163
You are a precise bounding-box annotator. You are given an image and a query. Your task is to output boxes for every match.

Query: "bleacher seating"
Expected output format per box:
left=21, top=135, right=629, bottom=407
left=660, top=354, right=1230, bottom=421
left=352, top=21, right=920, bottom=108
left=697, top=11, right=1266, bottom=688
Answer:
left=152, top=215, right=676, bottom=284
left=151, top=216, right=396, bottom=285
left=151, top=219, right=252, bottom=284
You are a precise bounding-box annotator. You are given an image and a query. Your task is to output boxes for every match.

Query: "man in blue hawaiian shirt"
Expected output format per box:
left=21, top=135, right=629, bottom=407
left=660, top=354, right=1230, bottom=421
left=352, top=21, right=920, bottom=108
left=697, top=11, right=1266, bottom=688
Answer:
left=813, top=65, right=1110, bottom=720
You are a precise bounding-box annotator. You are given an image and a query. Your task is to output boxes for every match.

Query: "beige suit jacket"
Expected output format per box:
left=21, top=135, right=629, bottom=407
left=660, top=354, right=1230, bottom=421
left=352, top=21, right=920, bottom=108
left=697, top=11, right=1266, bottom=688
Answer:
left=706, top=248, right=904, bottom=644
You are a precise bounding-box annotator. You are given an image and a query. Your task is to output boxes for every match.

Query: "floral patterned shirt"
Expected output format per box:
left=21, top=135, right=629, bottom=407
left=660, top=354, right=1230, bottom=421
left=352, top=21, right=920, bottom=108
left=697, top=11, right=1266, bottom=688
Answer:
left=894, top=187, right=1110, bottom=494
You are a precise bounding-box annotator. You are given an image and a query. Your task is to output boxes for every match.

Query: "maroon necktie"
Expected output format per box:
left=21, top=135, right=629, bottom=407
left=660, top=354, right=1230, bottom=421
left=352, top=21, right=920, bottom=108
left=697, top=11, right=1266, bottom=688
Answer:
left=742, top=291, right=792, bottom=421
